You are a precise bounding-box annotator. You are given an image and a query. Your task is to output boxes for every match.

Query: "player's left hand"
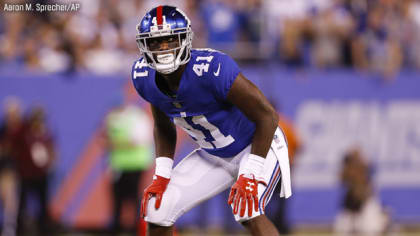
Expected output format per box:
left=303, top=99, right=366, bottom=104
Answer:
left=228, top=174, right=266, bottom=217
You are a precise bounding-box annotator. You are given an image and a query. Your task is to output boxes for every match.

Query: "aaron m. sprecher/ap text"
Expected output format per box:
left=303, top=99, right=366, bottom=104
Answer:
left=3, top=2, right=80, bottom=13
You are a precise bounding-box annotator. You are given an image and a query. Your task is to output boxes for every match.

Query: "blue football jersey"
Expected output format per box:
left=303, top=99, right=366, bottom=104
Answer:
left=132, top=49, right=256, bottom=157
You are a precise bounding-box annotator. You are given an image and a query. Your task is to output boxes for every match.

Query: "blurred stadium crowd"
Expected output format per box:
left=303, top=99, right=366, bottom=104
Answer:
left=1, top=0, right=420, bottom=79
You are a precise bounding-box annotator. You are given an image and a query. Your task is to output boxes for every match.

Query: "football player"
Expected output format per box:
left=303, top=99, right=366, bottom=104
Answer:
left=132, top=5, right=292, bottom=236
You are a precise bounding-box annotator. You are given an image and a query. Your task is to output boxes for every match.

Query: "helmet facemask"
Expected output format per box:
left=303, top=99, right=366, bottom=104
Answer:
left=136, top=27, right=193, bottom=74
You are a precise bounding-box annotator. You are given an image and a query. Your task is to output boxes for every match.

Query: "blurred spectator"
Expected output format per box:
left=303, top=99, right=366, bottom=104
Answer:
left=82, top=3, right=125, bottom=75
left=263, top=0, right=321, bottom=66
left=200, top=0, right=243, bottom=53
left=391, top=0, right=420, bottom=69
left=16, top=105, right=56, bottom=235
left=184, top=0, right=207, bottom=49
left=277, top=114, right=301, bottom=168
left=237, top=0, right=263, bottom=43
left=310, top=3, right=355, bottom=68
left=351, top=3, right=403, bottom=79
left=334, top=147, right=389, bottom=236
left=103, top=101, right=153, bottom=235
left=235, top=0, right=265, bottom=61
left=0, top=9, right=25, bottom=62
left=0, top=97, right=22, bottom=236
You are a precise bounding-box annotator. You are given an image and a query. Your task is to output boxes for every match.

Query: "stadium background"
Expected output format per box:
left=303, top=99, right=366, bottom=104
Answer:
left=1, top=0, right=420, bottom=235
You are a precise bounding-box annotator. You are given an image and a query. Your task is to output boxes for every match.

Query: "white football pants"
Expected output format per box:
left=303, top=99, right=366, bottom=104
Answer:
left=144, top=128, right=290, bottom=226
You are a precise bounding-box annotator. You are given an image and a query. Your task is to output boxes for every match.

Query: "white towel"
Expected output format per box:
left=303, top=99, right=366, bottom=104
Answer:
left=271, top=128, right=292, bottom=198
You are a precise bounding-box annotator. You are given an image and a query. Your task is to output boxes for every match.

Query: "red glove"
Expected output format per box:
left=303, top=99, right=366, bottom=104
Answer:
left=228, top=174, right=266, bottom=217
left=140, top=175, right=170, bottom=218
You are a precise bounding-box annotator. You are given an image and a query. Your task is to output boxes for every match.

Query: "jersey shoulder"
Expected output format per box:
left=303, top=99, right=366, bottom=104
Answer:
left=189, top=48, right=240, bottom=78
left=190, top=48, right=231, bottom=67
left=189, top=48, right=241, bottom=99
left=191, top=48, right=223, bottom=57
left=131, top=57, right=154, bottom=101
left=132, top=57, right=153, bottom=81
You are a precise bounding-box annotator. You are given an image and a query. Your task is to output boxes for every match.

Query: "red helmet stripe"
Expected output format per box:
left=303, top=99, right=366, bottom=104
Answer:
left=157, top=5, right=163, bottom=25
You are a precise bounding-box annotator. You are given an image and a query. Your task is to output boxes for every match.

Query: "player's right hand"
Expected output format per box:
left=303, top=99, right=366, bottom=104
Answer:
left=140, top=175, right=170, bottom=218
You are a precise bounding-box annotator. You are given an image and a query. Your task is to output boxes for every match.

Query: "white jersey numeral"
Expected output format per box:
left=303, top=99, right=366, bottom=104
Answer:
left=192, top=56, right=214, bottom=76
left=192, top=115, right=234, bottom=148
left=174, top=115, right=234, bottom=149
left=174, top=117, right=213, bottom=149
left=133, top=60, right=148, bottom=79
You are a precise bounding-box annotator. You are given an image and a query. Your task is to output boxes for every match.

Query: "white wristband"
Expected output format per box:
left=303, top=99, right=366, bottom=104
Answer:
left=155, top=157, right=173, bottom=179
left=239, top=154, right=265, bottom=177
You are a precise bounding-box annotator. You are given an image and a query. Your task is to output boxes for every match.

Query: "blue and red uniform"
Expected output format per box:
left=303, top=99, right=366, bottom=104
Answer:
left=132, top=49, right=256, bottom=157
